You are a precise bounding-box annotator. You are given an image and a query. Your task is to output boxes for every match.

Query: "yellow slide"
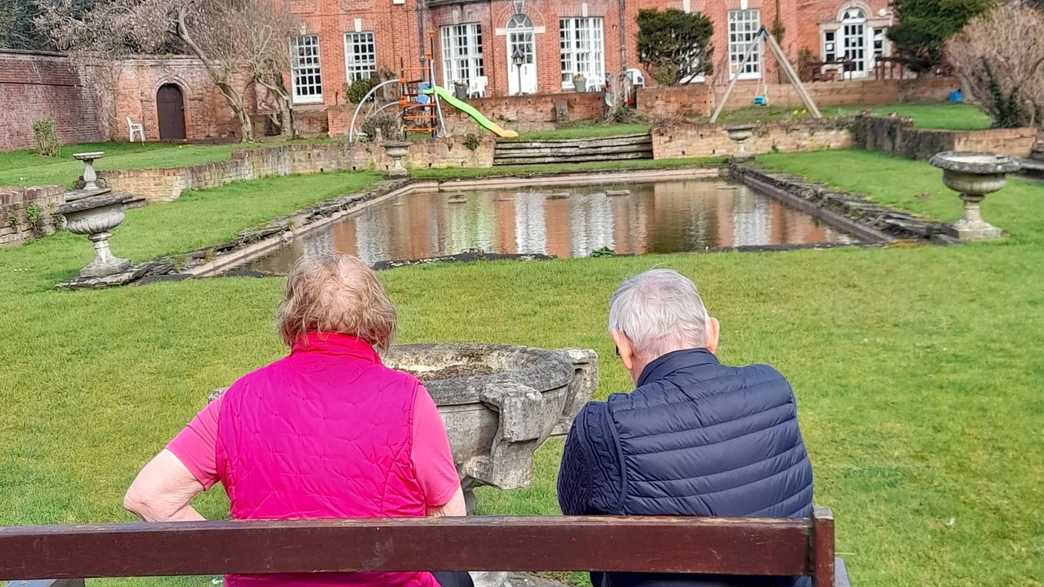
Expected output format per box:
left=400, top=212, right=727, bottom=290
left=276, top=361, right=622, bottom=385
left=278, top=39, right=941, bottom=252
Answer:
left=425, top=85, right=519, bottom=139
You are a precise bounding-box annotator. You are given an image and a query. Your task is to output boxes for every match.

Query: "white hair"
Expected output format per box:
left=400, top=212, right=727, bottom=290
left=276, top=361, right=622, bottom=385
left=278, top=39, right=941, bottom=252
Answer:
left=608, top=269, right=709, bottom=360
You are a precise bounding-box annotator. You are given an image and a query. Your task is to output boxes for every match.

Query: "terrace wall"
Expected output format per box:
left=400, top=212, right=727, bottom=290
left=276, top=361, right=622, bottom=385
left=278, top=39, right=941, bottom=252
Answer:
left=852, top=116, right=1038, bottom=160
left=637, top=78, right=958, bottom=119
left=328, top=92, right=606, bottom=137
left=0, top=186, right=65, bottom=247
left=0, top=51, right=105, bottom=151
left=100, top=138, right=494, bottom=202
left=652, top=119, right=853, bottom=159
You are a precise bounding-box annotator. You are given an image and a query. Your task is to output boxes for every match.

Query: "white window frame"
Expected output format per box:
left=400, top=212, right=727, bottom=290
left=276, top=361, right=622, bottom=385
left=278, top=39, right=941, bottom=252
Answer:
left=507, top=14, right=536, bottom=96
left=559, top=17, right=605, bottom=90
left=728, top=9, right=761, bottom=80
left=344, top=32, right=376, bottom=83
left=440, top=23, right=485, bottom=89
left=872, top=26, right=888, bottom=63
left=291, top=34, right=323, bottom=104
left=822, top=28, right=838, bottom=62
left=841, top=7, right=868, bottom=77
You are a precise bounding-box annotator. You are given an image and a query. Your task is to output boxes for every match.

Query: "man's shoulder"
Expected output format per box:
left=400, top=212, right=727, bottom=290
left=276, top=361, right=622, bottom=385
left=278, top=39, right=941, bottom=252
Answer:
left=568, top=400, right=614, bottom=446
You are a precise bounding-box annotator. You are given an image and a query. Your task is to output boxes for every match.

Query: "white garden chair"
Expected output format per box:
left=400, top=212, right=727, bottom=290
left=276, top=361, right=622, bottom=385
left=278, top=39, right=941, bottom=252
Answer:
left=127, top=117, right=145, bottom=142
left=468, top=76, right=488, bottom=99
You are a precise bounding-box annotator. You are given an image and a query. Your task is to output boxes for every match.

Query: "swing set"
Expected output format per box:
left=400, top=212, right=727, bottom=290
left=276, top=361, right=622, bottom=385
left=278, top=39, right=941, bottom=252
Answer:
left=709, top=26, right=823, bottom=123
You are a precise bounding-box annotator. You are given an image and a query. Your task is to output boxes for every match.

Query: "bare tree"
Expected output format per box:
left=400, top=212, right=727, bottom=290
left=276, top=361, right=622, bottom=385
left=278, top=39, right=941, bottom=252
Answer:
left=41, top=0, right=301, bottom=142
left=946, top=2, right=1044, bottom=128
left=238, top=3, right=301, bottom=138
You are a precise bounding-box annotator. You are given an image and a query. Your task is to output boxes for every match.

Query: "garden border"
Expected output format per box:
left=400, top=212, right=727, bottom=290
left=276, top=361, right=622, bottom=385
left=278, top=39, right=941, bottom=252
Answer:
left=730, top=163, right=958, bottom=244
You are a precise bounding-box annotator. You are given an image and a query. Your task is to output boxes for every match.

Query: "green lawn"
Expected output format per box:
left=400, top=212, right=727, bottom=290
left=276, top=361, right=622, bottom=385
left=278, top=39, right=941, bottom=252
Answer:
left=717, top=102, right=992, bottom=131
left=1, top=151, right=1042, bottom=585
left=0, top=137, right=332, bottom=188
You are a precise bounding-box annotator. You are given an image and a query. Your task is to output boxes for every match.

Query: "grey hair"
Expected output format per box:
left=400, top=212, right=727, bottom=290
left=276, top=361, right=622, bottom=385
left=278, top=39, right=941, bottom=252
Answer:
left=276, top=253, right=396, bottom=351
left=608, top=269, right=709, bottom=359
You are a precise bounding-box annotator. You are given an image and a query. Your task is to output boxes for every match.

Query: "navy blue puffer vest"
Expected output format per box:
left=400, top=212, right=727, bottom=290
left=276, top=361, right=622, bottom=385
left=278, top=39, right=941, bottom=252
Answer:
left=608, top=349, right=813, bottom=519
left=558, top=348, right=813, bottom=587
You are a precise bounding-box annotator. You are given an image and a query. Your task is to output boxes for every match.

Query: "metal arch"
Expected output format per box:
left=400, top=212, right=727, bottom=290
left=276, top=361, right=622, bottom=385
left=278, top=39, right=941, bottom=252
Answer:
left=348, top=79, right=401, bottom=143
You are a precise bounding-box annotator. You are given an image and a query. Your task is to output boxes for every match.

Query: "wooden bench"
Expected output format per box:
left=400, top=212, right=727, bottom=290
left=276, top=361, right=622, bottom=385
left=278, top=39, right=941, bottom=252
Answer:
left=1, top=508, right=850, bottom=586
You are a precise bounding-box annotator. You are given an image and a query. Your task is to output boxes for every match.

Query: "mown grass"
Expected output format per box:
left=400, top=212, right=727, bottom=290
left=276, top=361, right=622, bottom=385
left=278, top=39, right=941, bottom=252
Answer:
left=0, top=151, right=1042, bottom=585
left=0, top=137, right=333, bottom=188
left=717, top=102, right=992, bottom=131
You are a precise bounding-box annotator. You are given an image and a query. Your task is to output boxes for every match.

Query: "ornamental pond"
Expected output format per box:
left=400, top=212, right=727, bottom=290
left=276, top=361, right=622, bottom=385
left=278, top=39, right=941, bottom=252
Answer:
left=244, top=179, right=856, bottom=273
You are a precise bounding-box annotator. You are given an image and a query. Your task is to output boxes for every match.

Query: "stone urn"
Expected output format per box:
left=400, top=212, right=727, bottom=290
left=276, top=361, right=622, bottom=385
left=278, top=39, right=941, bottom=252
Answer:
left=383, top=141, right=410, bottom=178
left=384, top=343, right=598, bottom=511
left=929, top=151, right=1020, bottom=241
left=73, top=151, right=105, bottom=190
left=725, top=124, right=756, bottom=162
left=57, top=189, right=132, bottom=278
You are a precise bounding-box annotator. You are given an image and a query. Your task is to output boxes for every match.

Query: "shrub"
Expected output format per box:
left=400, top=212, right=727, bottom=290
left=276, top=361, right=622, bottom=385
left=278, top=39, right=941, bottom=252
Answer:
left=360, top=113, right=402, bottom=142
left=25, top=204, right=45, bottom=235
left=345, top=77, right=380, bottom=105
left=637, top=9, right=714, bottom=86
left=32, top=119, right=61, bottom=157
left=463, top=133, right=481, bottom=151
left=946, top=3, right=1044, bottom=128
left=887, top=0, right=993, bottom=72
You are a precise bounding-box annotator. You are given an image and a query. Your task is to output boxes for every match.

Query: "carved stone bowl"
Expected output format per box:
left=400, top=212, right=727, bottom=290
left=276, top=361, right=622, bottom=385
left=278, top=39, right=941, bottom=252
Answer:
left=384, top=343, right=598, bottom=506
left=929, top=151, right=1021, bottom=195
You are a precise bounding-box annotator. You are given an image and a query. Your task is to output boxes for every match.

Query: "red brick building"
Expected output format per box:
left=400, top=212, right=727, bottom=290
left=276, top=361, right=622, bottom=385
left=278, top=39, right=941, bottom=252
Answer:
left=0, top=0, right=898, bottom=149
left=287, top=0, right=894, bottom=107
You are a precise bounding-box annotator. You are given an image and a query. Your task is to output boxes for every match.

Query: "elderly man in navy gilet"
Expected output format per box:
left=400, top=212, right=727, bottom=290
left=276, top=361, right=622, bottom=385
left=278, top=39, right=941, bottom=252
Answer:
left=558, top=269, right=814, bottom=587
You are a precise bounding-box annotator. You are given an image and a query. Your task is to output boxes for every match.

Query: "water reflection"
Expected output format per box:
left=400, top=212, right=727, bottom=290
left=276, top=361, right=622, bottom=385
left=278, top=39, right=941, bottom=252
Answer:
left=246, top=180, right=854, bottom=273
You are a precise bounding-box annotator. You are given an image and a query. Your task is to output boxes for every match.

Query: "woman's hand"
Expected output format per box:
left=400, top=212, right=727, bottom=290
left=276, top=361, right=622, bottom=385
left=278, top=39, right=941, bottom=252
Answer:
left=124, top=449, right=206, bottom=522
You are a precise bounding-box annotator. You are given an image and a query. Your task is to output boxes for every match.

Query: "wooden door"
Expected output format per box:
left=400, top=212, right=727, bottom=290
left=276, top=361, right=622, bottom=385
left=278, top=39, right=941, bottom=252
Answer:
left=156, top=84, right=186, bottom=140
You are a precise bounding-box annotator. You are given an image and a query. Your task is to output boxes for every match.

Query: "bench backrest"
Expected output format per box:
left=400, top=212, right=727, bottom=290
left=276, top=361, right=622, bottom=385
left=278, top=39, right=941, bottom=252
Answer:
left=0, top=508, right=836, bottom=585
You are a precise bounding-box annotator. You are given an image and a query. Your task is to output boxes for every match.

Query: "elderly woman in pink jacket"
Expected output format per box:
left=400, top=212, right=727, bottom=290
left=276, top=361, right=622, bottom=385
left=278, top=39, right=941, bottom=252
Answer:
left=125, top=253, right=471, bottom=587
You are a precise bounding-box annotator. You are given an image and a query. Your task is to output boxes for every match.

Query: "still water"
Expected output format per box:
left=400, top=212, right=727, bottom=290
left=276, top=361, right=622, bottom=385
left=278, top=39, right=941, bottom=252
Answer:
left=245, top=180, right=854, bottom=273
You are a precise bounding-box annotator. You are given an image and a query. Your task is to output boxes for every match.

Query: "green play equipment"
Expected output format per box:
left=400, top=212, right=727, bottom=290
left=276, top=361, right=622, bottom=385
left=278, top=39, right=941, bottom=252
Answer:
left=424, top=85, right=519, bottom=139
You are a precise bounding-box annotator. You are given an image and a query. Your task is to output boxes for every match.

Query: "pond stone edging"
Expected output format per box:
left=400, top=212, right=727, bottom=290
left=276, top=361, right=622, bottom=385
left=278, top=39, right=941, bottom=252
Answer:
left=730, top=163, right=958, bottom=244
left=56, top=179, right=411, bottom=290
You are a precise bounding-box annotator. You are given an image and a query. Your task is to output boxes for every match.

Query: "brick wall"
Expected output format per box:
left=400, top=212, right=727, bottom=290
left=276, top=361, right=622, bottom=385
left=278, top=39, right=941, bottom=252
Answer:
left=114, top=57, right=256, bottom=142
left=101, top=138, right=494, bottom=201
left=637, top=85, right=711, bottom=118
left=0, top=185, right=65, bottom=247
left=652, top=119, right=853, bottom=159
left=0, top=51, right=105, bottom=151
left=638, top=78, right=957, bottom=119
left=851, top=116, right=1037, bottom=160
left=328, top=92, right=604, bottom=136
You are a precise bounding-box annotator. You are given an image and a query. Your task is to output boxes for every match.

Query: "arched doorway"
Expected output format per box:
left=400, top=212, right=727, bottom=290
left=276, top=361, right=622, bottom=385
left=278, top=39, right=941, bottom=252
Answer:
left=156, top=84, right=186, bottom=140
left=840, top=7, right=868, bottom=77
left=506, top=14, right=537, bottom=95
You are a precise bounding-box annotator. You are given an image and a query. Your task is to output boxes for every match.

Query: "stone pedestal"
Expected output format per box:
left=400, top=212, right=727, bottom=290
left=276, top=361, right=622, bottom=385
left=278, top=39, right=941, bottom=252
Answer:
left=725, top=124, right=755, bottom=162
left=946, top=192, right=1004, bottom=241
left=73, top=151, right=105, bottom=190
left=929, top=151, right=1019, bottom=242
left=57, top=191, right=131, bottom=278
left=383, top=141, right=410, bottom=178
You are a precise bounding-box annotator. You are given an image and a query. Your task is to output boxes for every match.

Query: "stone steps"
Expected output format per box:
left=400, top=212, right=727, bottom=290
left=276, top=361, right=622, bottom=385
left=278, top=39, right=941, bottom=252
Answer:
left=494, top=133, right=653, bottom=166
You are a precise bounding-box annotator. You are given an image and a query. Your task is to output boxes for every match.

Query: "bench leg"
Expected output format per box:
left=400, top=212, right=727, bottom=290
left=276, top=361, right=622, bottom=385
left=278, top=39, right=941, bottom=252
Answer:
left=835, top=557, right=852, bottom=587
